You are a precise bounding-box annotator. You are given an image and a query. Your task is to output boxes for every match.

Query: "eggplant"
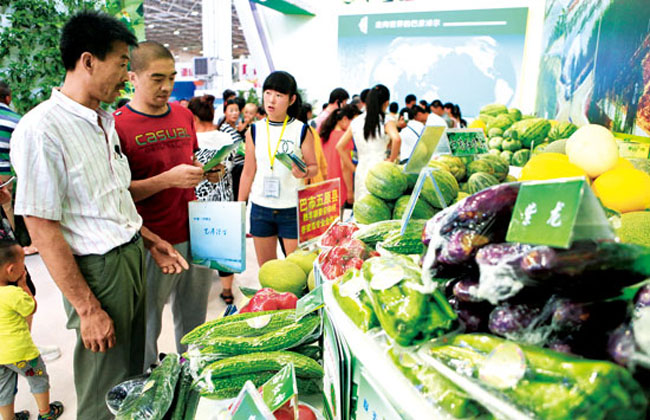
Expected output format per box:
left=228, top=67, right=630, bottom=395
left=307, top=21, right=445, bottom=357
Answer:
left=547, top=339, right=573, bottom=354
left=452, top=277, right=481, bottom=303
left=451, top=300, right=493, bottom=333
left=488, top=303, right=542, bottom=336
left=634, top=284, right=650, bottom=310
left=551, top=299, right=590, bottom=330
left=607, top=324, right=636, bottom=366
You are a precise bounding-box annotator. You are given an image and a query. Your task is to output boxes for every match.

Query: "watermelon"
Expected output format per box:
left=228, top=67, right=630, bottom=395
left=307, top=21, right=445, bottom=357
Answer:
left=500, top=150, right=513, bottom=164
left=507, top=108, right=522, bottom=121
left=460, top=182, right=469, bottom=193
left=488, top=149, right=501, bottom=157
left=365, top=162, right=407, bottom=200
left=478, top=114, right=495, bottom=126
left=488, top=137, right=503, bottom=150
left=488, top=127, right=504, bottom=138
left=353, top=194, right=392, bottom=225
left=480, top=104, right=508, bottom=117
left=501, top=138, right=522, bottom=152
left=548, top=121, right=578, bottom=141
left=433, top=155, right=466, bottom=182
left=467, top=160, right=494, bottom=177
left=467, top=172, right=500, bottom=195
left=480, top=154, right=509, bottom=181
left=509, top=118, right=551, bottom=148
left=405, top=172, right=418, bottom=191
left=427, top=160, right=451, bottom=173
left=487, top=114, right=515, bottom=132
left=392, top=195, right=436, bottom=220
left=512, top=149, right=530, bottom=167
left=420, top=169, right=459, bottom=208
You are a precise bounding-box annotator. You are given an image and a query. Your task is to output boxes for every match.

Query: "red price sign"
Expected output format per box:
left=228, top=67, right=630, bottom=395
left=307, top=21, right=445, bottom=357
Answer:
left=297, top=179, right=341, bottom=245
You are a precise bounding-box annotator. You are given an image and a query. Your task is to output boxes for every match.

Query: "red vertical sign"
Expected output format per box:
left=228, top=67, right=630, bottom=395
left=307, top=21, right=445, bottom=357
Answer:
left=297, top=179, right=341, bottom=245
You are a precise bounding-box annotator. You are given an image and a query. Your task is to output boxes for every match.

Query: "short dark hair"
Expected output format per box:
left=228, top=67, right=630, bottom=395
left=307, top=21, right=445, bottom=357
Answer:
left=234, top=97, right=246, bottom=111
left=405, top=94, right=417, bottom=104
left=328, top=88, right=349, bottom=105
left=408, top=105, right=427, bottom=120
left=430, top=99, right=443, bottom=108
left=130, top=41, right=174, bottom=73
left=188, top=95, right=215, bottom=122
left=60, top=11, right=137, bottom=71
left=0, top=81, right=10, bottom=102
left=419, top=99, right=428, bottom=108
left=297, top=103, right=313, bottom=124
left=443, top=102, right=454, bottom=109
left=388, top=102, right=399, bottom=113
left=359, top=88, right=370, bottom=103
left=222, top=89, right=236, bottom=101
left=0, top=239, right=20, bottom=266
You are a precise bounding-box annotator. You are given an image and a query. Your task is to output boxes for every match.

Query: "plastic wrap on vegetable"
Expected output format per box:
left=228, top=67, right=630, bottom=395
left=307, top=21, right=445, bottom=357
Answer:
left=238, top=288, right=298, bottom=313
left=422, top=184, right=520, bottom=280
left=520, top=240, right=650, bottom=297
left=388, top=346, right=492, bottom=419
left=192, top=350, right=323, bottom=399
left=377, top=220, right=427, bottom=255
left=332, top=269, right=378, bottom=331
left=361, top=255, right=457, bottom=346
left=319, top=221, right=359, bottom=247
left=353, top=219, right=402, bottom=247
left=427, top=334, right=648, bottom=420
left=181, top=310, right=320, bottom=369
left=473, top=243, right=534, bottom=304
left=116, top=353, right=181, bottom=419
left=318, top=237, right=379, bottom=281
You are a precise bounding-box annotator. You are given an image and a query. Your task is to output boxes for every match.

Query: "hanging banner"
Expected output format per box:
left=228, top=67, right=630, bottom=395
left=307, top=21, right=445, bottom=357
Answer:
left=106, top=0, right=145, bottom=41
left=297, top=179, right=341, bottom=245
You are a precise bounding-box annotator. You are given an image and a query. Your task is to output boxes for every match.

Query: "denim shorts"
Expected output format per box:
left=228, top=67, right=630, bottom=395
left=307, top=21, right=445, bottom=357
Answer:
left=0, top=356, right=49, bottom=405
left=250, top=203, right=298, bottom=239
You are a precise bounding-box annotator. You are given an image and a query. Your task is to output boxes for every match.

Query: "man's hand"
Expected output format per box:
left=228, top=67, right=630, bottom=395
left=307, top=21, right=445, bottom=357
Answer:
left=80, top=307, right=116, bottom=352
left=150, top=239, right=189, bottom=274
left=164, top=164, right=204, bottom=189
left=205, top=163, right=225, bottom=183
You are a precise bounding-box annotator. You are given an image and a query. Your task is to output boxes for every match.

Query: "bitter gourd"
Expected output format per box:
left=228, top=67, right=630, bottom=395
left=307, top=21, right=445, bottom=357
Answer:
left=200, top=351, right=323, bottom=379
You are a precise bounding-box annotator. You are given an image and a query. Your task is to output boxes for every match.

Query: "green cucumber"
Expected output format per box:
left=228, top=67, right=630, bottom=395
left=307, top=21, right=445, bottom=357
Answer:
left=201, top=351, right=323, bottom=379
left=181, top=309, right=296, bottom=345
left=199, top=315, right=320, bottom=356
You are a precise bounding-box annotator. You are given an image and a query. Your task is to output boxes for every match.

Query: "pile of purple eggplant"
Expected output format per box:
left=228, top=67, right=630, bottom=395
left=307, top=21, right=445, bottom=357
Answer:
left=421, top=182, right=650, bottom=365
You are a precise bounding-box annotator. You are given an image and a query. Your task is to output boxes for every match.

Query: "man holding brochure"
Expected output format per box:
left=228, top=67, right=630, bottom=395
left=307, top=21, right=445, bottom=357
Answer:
left=114, top=41, right=218, bottom=368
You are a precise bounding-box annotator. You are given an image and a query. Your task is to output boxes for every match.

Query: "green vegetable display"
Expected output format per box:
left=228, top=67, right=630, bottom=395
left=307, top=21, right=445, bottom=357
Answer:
left=116, top=354, right=181, bottom=420
left=198, top=314, right=320, bottom=356
left=353, top=194, right=392, bottom=225
left=200, top=372, right=321, bottom=400
left=392, top=195, right=436, bottom=220
left=428, top=334, right=648, bottom=420
left=362, top=256, right=457, bottom=346
left=353, top=220, right=402, bottom=247
left=365, top=161, right=408, bottom=200
left=170, top=363, right=200, bottom=420
left=199, top=351, right=323, bottom=380
left=378, top=223, right=426, bottom=255
left=420, top=169, right=459, bottom=209
left=332, top=270, right=379, bottom=331
left=389, top=349, right=490, bottom=419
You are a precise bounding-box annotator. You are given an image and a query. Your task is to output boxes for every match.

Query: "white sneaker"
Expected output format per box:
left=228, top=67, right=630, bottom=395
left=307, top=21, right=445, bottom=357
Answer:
left=38, top=345, right=61, bottom=362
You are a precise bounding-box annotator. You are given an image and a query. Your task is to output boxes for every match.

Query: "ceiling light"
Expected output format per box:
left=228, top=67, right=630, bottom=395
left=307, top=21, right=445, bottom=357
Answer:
left=148, top=23, right=155, bottom=29
left=191, top=11, right=199, bottom=16
left=173, top=30, right=180, bottom=35
left=163, top=43, right=170, bottom=47
left=183, top=47, right=188, bottom=51
left=200, top=50, right=203, bottom=54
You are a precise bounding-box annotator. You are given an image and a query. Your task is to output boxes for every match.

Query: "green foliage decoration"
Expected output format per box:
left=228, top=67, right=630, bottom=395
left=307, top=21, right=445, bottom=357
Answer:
left=0, top=0, right=102, bottom=114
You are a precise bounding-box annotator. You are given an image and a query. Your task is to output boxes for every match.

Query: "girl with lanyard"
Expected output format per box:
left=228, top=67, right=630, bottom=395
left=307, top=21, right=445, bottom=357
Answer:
left=238, top=71, right=317, bottom=266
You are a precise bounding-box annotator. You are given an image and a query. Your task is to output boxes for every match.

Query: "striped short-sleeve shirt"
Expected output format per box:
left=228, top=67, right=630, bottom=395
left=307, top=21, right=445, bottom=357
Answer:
left=10, top=89, right=142, bottom=256
left=0, top=103, right=20, bottom=176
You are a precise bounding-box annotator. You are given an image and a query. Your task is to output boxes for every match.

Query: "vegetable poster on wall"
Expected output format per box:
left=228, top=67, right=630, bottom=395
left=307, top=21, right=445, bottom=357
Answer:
left=535, top=0, right=650, bottom=137
left=105, top=0, right=145, bottom=41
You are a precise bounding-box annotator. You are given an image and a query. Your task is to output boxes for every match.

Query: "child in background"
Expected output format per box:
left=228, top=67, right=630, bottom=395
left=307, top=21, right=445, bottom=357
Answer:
left=238, top=71, right=317, bottom=266
left=0, top=239, right=63, bottom=420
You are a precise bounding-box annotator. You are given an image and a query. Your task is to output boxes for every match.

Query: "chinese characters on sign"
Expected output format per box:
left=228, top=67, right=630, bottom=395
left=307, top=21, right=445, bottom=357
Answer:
left=375, top=18, right=442, bottom=29
left=298, top=179, right=341, bottom=245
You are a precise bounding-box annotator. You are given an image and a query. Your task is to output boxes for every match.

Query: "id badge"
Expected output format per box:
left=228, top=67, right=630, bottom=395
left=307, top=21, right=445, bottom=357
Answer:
left=263, top=176, right=281, bottom=198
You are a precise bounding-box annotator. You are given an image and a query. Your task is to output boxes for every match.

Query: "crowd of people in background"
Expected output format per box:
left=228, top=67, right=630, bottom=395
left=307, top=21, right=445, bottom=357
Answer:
left=0, top=9, right=473, bottom=420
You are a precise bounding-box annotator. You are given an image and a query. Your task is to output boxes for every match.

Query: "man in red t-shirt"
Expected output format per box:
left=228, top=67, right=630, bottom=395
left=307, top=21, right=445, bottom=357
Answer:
left=115, top=41, right=216, bottom=368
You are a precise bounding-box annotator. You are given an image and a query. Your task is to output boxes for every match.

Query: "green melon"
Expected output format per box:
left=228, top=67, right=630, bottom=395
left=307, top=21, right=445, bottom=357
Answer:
left=467, top=172, right=500, bottom=195
left=507, top=108, right=522, bottom=121
left=353, top=194, right=392, bottom=225
left=480, top=104, right=508, bottom=117
left=365, top=162, right=407, bottom=200
left=427, top=160, right=451, bottom=172
left=487, top=114, right=515, bottom=132
left=479, top=154, right=509, bottom=181
left=488, top=136, right=503, bottom=150
left=548, top=121, right=578, bottom=141
left=467, top=159, right=494, bottom=177
left=511, top=149, right=530, bottom=167
left=259, top=259, right=307, bottom=296
left=510, top=118, right=551, bottom=148
left=392, top=195, right=437, bottom=220
left=420, top=169, right=459, bottom=208
left=488, top=127, right=504, bottom=138
left=500, top=150, right=513, bottom=164
left=286, top=249, right=319, bottom=275
left=433, top=155, right=466, bottom=182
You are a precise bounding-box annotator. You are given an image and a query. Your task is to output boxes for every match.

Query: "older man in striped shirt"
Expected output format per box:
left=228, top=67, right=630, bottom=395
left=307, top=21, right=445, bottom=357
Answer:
left=10, top=12, right=188, bottom=420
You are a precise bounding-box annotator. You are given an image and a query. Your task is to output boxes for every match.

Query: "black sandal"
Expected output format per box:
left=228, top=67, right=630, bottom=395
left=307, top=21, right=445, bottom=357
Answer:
left=220, top=289, right=234, bottom=305
left=14, top=410, right=29, bottom=420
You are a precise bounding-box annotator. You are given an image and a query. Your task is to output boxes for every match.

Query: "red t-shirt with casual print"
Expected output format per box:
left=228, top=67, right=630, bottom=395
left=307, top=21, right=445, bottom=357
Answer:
left=114, top=103, right=198, bottom=244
